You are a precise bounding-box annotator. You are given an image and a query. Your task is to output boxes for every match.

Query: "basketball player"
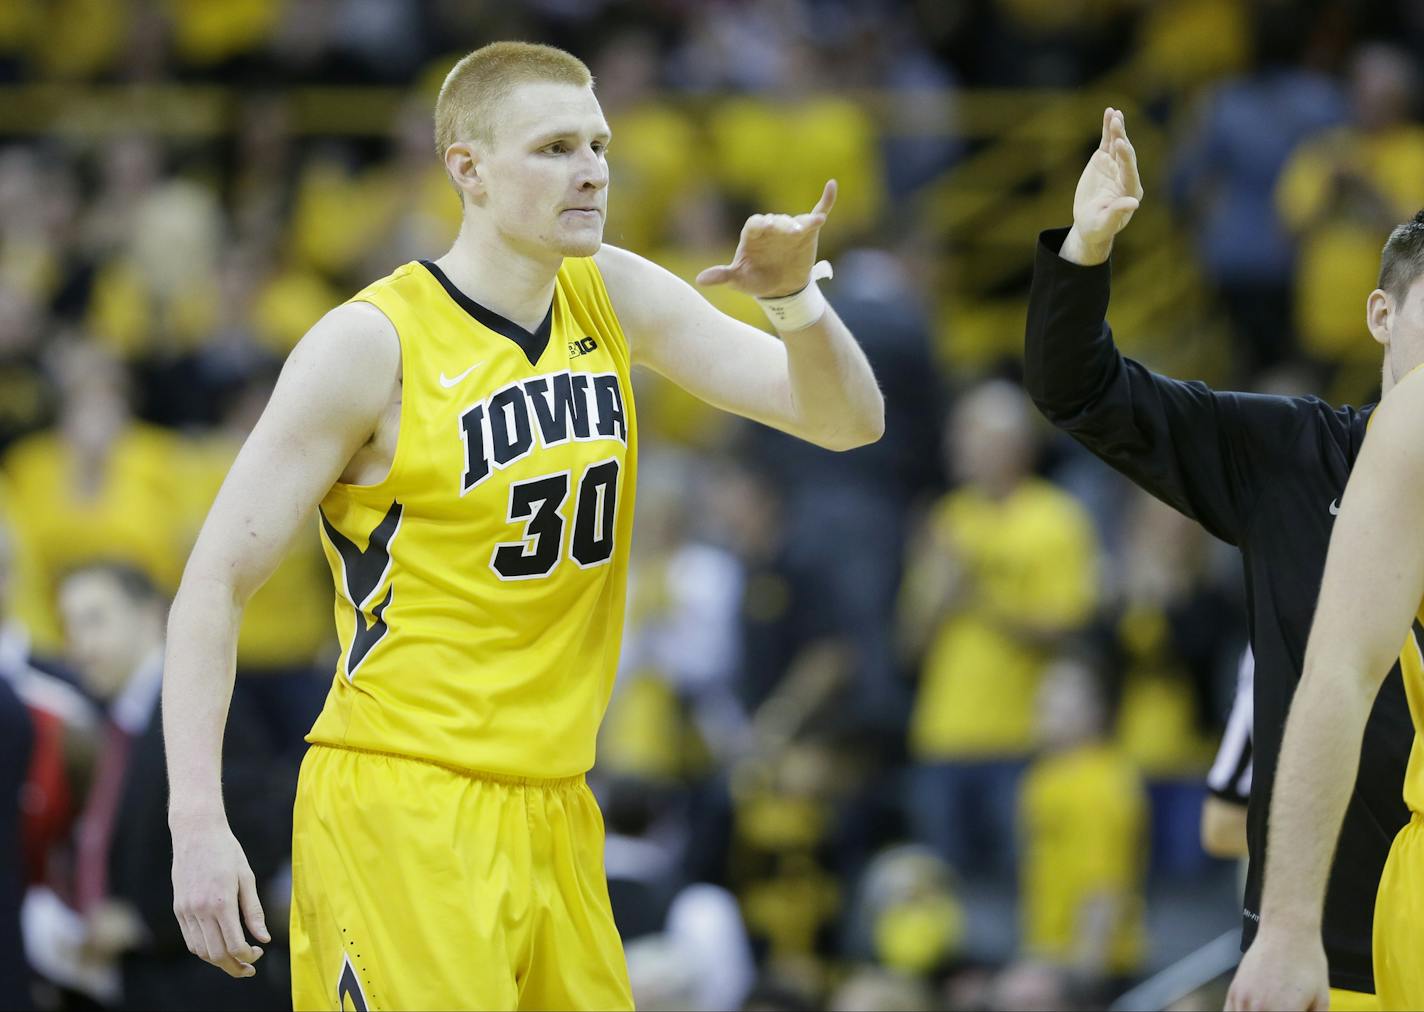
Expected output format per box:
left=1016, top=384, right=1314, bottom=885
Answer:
left=1026, top=109, right=1421, bottom=1010
left=1226, top=238, right=1424, bottom=1009
left=163, top=42, right=884, bottom=1010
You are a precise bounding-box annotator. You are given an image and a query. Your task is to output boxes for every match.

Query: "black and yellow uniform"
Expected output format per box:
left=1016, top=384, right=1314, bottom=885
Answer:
left=1025, top=227, right=1411, bottom=1000
left=290, top=257, right=636, bottom=1011
left=1372, top=616, right=1424, bottom=1008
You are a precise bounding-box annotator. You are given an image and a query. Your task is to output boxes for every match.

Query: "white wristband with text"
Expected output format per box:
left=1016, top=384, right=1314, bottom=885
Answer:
left=756, top=260, right=834, bottom=332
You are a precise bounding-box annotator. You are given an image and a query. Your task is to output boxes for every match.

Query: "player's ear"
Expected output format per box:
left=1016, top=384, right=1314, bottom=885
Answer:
left=1367, top=288, right=1392, bottom=347
left=444, top=141, right=485, bottom=202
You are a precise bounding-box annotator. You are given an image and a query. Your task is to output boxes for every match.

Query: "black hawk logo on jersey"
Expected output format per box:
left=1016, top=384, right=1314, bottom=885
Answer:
left=320, top=501, right=404, bottom=678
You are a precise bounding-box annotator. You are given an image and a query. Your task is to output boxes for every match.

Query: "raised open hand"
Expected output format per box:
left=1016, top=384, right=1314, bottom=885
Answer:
left=1064, top=108, right=1143, bottom=264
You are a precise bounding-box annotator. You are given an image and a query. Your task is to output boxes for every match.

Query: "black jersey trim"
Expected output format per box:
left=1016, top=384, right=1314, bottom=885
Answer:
left=419, top=260, right=552, bottom=366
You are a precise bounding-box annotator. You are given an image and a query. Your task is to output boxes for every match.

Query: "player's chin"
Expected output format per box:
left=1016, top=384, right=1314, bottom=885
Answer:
left=558, top=229, right=604, bottom=258
left=553, top=213, right=604, bottom=257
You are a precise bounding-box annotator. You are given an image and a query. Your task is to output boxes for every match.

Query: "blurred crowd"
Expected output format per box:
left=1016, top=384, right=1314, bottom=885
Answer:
left=2, top=0, right=1424, bottom=1010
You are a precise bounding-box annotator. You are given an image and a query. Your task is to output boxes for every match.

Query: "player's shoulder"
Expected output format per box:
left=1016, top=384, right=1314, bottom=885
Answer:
left=292, top=299, right=399, bottom=373
left=1368, top=364, right=1424, bottom=445
left=590, top=245, right=648, bottom=343
left=1393, top=361, right=1424, bottom=397
left=592, top=243, right=648, bottom=299
left=591, top=242, right=646, bottom=281
left=557, top=249, right=615, bottom=301
left=592, top=243, right=685, bottom=317
left=349, top=259, right=427, bottom=303
left=271, top=298, right=400, bottom=431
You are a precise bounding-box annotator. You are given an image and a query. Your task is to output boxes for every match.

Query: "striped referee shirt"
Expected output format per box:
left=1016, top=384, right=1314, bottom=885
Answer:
left=1207, top=647, right=1253, bottom=806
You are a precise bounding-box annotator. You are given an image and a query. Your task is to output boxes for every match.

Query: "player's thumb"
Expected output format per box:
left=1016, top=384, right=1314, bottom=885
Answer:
left=238, top=868, right=271, bottom=943
left=695, top=265, right=735, bottom=286
left=1108, top=196, right=1139, bottom=223
left=1097, top=197, right=1137, bottom=237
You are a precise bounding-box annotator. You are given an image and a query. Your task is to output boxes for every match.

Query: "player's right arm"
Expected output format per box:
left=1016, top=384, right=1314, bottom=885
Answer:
left=164, top=301, right=399, bottom=979
left=1024, top=108, right=1296, bottom=546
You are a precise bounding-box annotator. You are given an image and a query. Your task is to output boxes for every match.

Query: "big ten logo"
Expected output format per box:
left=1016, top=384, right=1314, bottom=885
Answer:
left=569, top=336, right=598, bottom=358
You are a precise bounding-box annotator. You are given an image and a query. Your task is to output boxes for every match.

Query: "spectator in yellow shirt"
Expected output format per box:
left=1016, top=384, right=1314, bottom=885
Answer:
left=2, top=340, right=190, bottom=651
left=708, top=45, right=884, bottom=242
left=1018, top=652, right=1147, bottom=996
left=1277, top=44, right=1424, bottom=398
left=899, top=380, right=1099, bottom=877
left=593, top=31, right=704, bottom=255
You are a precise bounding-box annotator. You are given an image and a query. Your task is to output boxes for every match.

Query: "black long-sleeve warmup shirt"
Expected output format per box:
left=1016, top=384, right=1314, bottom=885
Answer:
left=1024, top=227, right=1413, bottom=993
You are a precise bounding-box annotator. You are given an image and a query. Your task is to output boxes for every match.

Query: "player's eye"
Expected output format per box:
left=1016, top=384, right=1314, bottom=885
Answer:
left=544, top=142, right=567, bottom=154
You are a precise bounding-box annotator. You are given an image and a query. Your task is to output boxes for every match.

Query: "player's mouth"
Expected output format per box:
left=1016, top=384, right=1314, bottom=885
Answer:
left=562, top=207, right=602, bottom=219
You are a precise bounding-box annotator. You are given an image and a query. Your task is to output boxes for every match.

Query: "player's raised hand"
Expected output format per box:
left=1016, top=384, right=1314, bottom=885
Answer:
left=171, top=814, right=270, bottom=978
left=696, top=180, right=837, bottom=298
left=1224, top=927, right=1330, bottom=1012
left=1062, top=108, right=1143, bottom=266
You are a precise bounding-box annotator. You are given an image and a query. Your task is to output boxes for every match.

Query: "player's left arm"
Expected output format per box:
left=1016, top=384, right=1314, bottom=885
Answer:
left=595, top=180, right=885, bottom=451
left=1226, top=368, right=1424, bottom=1012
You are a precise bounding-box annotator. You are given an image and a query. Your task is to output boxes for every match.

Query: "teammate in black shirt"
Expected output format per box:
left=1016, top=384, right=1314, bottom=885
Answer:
left=1024, top=108, right=1415, bottom=1006
left=1227, top=214, right=1424, bottom=1010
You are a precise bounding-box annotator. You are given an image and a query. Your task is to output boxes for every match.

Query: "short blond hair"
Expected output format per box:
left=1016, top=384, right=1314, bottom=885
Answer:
left=434, top=41, right=593, bottom=156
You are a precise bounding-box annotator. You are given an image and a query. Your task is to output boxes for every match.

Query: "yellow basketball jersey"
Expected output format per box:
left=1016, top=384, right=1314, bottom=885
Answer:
left=307, top=257, right=637, bottom=779
left=1396, top=614, right=1424, bottom=814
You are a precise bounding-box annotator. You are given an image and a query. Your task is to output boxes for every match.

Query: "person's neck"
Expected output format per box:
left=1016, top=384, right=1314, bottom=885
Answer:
left=105, top=642, right=165, bottom=732
left=435, top=220, right=562, bottom=333
left=1045, top=734, right=1105, bottom=757
left=977, top=473, right=1026, bottom=502
left=1384, top=344, right=1424, bottom=398
left=1382, top=346, right=1424, bottom=398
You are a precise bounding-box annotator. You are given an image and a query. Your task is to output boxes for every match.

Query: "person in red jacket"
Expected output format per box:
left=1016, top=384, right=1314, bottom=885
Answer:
left=0, top=521, right=94, bottom=887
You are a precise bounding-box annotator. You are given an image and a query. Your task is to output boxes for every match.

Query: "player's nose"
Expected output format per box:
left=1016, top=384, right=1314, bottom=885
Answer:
left=577, top=169, right=607, bottom=193
left=574, top=149, right=607, bottom=190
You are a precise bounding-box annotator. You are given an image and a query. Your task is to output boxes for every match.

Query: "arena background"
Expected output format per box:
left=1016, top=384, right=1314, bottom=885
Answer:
left=0, top=0, right=1419, bottom=1009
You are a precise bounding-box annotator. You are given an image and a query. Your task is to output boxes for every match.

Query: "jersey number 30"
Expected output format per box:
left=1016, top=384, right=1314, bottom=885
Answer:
left=490, top=459, right=619, bottom=580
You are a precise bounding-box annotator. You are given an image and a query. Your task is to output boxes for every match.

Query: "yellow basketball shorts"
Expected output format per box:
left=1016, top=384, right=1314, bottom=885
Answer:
left=1373, top=814, right=1424, bottom=1011
left=1327, top=987, right=1378, bottom=1011
left=289, top=745, right=634, bottom=1011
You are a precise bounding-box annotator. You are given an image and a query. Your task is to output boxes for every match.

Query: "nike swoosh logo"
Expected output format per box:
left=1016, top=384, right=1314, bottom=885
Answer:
left=439, top=362, right=485, bottom=388
left=1329, top=499, right=1341, bottom=516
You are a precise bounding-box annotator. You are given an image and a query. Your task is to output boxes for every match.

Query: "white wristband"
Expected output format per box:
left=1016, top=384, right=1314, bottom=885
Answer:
left=756, top=260, right=834, bottom=332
